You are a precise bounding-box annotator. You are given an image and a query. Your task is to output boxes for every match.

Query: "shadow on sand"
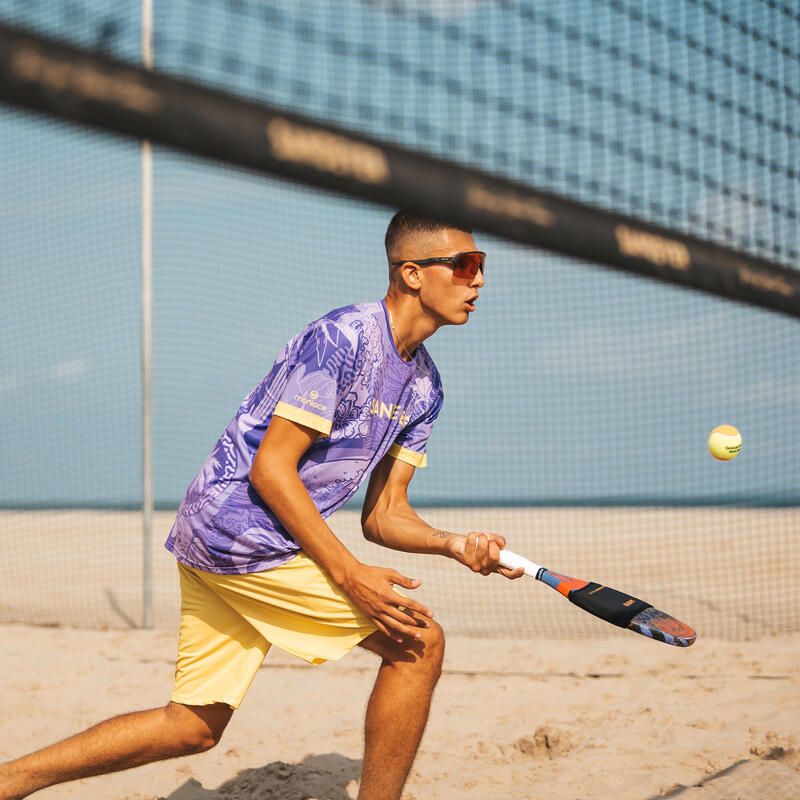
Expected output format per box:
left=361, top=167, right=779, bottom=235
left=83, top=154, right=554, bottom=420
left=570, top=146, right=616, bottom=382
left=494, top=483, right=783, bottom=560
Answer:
left=162, top=752, right=362, bottom=800
left=643, top=746, right=799, bottom=800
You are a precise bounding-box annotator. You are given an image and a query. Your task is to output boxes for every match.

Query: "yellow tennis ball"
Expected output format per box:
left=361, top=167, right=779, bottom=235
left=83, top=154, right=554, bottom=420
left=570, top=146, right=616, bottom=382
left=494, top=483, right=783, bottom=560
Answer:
left=708, top=425, right=741, bottom=461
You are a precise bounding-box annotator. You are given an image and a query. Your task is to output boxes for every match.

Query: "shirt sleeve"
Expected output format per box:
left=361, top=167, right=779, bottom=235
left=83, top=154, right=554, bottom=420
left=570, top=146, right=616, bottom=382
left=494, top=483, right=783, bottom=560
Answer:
left=387, top=388, right=443, bottom=468
left=272, top=320, right=357, bottom=436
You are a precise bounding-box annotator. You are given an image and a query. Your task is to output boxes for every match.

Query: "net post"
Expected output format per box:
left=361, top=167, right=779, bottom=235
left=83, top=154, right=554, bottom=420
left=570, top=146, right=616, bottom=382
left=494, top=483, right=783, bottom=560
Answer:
left=141, top=0, right=154, bottom=630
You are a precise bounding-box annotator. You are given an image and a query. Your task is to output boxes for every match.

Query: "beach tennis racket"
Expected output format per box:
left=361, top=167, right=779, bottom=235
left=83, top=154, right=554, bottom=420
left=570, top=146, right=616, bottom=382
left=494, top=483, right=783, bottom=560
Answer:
left=499, top=549, right=696, bottom=647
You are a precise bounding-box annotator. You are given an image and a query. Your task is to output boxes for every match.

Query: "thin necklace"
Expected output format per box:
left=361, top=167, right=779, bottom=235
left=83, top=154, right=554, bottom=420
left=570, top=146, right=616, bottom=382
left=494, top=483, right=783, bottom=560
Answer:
left=387, top=307, right=430, bottom=375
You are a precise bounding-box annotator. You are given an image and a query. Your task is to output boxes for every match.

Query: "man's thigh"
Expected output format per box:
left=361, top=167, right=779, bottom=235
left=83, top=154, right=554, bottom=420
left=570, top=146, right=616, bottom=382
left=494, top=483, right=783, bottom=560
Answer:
left=173, top=553, right=377, bottom=710
left=171, top=562, right=271, bottom=710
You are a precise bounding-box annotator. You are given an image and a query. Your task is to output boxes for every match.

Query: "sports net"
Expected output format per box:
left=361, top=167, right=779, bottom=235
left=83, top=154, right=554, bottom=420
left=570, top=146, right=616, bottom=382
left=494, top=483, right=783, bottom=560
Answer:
left=0, top=1, right=798, bottom=641
left=3, top=0, right=798, bottom=269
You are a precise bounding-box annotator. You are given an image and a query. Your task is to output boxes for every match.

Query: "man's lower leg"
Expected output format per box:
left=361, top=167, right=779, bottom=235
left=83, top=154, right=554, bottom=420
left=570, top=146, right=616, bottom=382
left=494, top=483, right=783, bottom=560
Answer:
left=357, top=624, right=444, bottom=800
left=0, top=702, right=231, bottom=800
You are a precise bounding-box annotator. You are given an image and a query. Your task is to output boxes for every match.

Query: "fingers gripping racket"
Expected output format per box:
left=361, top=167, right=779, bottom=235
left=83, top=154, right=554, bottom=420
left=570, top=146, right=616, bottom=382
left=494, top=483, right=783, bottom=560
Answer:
left=499, top=550, right=696, bottom=647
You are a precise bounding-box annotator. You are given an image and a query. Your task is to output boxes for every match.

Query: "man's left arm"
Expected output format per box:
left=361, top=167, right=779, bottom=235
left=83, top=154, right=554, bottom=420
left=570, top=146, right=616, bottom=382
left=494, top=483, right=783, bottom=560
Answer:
left=361, top=453, right=524, bottom=579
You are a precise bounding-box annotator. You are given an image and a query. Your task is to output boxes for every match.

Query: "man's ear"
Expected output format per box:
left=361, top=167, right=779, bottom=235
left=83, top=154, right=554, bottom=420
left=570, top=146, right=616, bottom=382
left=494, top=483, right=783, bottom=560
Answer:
left=397, top=261, right=422, bottom=291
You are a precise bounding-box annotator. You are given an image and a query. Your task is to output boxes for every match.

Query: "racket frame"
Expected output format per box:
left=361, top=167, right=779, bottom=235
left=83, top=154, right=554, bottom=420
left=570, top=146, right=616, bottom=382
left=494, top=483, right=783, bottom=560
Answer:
left=499, top=548, right=696, bottom=647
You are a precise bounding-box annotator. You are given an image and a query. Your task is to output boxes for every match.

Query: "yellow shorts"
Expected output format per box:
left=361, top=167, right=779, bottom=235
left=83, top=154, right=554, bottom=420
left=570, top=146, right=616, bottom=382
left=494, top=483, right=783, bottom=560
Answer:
left=171, top=552, right=376, bottom=709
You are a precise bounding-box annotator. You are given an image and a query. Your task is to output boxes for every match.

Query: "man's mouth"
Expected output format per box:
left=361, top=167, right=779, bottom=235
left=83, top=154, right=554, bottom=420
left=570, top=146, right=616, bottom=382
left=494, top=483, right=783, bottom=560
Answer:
left=466, top=295, right=478, bottom=311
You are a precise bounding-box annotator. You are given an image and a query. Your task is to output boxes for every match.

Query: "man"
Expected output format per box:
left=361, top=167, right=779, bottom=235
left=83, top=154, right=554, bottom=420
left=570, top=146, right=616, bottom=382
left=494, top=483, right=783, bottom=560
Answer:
left=0, top=210, right=522, bottom=800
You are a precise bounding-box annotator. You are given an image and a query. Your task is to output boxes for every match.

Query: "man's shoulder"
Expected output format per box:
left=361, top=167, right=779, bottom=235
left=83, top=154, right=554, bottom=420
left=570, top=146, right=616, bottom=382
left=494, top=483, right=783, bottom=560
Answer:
left=316, top=301, right=386, bottom=351
left=321, top=301, right=383, bottom=330
left=292, top=301, right=382, bottom=351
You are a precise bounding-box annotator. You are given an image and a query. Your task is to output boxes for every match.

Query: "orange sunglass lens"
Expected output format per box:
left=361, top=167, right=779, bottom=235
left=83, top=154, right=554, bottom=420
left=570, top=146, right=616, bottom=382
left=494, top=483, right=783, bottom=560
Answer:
left=453, top=252, right=484, bottom=278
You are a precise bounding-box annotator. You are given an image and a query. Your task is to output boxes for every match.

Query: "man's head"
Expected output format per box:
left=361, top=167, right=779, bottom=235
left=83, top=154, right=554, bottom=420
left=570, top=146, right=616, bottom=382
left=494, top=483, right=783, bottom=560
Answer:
left=384, top=210, right=484, bottom=327
left=384, top=210, right=473, bottom=265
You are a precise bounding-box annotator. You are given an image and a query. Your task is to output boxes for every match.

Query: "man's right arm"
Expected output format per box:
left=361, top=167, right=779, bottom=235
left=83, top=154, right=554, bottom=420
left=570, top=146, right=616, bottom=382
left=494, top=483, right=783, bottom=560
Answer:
left=361, top=452, right=524, bottom=580
left=249, top=414, right=432, bottom=642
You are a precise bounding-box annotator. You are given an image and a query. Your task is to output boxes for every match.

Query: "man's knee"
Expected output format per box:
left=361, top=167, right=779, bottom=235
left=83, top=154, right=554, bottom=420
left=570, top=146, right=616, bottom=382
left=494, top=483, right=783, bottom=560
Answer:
left=395, top=619, right=444, bottom=685
left=419, top=619, right=445, bottom=680
left=360, top=618, right=445, bottom=682
left=166, top=702, right=232, bottom=754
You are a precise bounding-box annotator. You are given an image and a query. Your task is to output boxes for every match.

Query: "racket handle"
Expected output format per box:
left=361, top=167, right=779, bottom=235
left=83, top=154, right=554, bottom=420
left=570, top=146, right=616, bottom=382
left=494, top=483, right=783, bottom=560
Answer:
left=498, top=549, right=541, bottom=577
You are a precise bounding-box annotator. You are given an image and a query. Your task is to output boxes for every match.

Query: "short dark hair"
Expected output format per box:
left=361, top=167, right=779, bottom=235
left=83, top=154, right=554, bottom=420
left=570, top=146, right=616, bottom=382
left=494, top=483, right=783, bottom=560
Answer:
left=384, top=209, right=471, bottom=261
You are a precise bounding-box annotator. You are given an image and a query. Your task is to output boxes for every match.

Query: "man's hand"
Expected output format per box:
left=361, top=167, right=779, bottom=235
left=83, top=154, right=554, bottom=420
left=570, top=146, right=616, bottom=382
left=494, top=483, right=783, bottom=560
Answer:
left=340, top=562, right=433, bottom=644
left=447, top=531, right=525, bottom=579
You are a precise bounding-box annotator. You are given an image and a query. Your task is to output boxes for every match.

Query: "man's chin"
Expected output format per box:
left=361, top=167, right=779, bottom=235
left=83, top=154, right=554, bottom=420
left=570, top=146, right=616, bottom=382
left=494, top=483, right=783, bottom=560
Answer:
left=434, top=309, right=471, bottom=327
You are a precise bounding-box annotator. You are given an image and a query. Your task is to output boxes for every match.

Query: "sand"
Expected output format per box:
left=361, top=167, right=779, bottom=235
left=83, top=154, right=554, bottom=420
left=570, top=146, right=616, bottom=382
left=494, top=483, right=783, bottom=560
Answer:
left=1, top=506, right=798, bottom=798
left=0, top=624, right=798, bottom=800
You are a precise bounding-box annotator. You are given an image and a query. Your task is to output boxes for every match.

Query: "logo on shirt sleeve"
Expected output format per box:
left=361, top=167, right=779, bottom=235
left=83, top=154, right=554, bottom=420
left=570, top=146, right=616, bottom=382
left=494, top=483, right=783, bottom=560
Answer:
left=295, top=391, right=328, bottom=411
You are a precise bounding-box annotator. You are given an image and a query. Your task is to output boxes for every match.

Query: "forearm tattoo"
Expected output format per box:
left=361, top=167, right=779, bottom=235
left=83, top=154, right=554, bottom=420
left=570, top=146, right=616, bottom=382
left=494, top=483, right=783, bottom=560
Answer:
left=432, top=530, right=453, bottom=539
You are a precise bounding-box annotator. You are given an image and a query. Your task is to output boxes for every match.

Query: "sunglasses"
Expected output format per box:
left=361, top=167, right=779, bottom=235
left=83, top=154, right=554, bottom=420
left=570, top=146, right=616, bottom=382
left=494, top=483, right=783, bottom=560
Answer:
left=391, top=250, right=486, bottom=280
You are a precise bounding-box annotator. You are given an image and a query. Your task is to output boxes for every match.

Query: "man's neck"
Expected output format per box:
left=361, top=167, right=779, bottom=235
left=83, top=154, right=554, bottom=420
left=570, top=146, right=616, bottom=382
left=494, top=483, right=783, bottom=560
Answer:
left=384, top=294, right=438, bottom=359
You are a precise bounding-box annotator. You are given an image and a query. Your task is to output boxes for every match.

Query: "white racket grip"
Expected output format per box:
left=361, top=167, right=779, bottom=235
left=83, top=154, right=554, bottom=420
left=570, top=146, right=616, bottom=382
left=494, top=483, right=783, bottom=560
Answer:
left=498, top=549, right=541, bottom=577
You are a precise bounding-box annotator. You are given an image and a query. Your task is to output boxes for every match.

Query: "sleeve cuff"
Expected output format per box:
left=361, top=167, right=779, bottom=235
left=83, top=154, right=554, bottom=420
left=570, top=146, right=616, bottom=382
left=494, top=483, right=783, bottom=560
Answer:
left=273, top=401, right=332, bottom=435
left=388, top=443, right=428, bottom=468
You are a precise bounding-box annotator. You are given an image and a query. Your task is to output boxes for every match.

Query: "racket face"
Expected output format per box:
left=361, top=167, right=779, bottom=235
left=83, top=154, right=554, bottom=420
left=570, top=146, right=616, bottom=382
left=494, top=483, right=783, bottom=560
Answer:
left=628, top=606, right=697, bottom=647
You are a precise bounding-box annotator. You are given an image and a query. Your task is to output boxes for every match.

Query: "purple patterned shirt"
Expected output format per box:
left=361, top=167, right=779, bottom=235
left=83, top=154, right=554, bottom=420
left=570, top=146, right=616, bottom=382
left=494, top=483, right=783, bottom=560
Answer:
left=165, top=300, right=443, bottom=574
